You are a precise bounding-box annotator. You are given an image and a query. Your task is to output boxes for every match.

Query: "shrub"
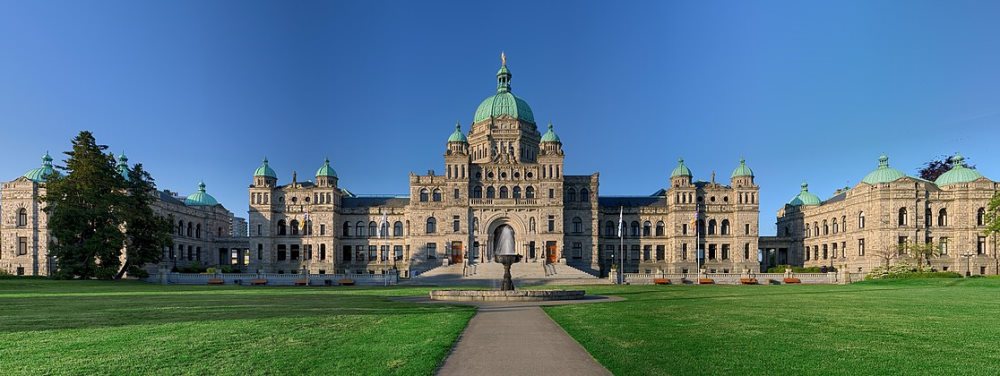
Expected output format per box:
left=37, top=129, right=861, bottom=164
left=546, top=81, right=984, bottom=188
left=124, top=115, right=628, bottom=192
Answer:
left=766, top=265, right=837, bottom=273
left=879, top=271, right=962, bottom=280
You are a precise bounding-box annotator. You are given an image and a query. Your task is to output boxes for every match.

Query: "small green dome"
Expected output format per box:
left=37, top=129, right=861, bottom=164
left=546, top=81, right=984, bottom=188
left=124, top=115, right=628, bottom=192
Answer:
left=447, top=123, right=468, bottom=143
left=185, top=181, right=218, bottom=206
left=473, top=60, right=535, bottom=124
left=254, top=158, right=277, bottom=178
left=731, top=158, right=753, bottom=178
left=671, top=158, right=692, bottom=178
left=116, top=152, right=130, bottom=182
left=935, top=154, right=984, bottom=186
left=788, top=182, right=821, bottom=206
left=540, top=123, right=561, bottom=143
left=862, top=154, right=906, bottom=184
left=23, top=152, right=56, bottom=183
left=315, top=158, right=338, bottom=178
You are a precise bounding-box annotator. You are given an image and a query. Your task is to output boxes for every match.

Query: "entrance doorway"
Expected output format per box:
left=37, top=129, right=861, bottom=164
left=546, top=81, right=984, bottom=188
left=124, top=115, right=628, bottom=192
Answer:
left=546, top=241, right=557, bottom=263
left=450, top=241, right=463, bottom=264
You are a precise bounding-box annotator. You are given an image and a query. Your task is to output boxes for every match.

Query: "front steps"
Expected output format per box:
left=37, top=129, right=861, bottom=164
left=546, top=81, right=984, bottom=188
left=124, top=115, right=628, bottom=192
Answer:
left=407, top=261, right=609, bottom=286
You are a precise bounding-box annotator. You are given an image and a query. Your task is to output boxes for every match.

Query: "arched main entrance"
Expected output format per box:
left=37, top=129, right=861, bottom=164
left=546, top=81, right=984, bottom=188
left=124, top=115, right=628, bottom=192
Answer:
left=481, top=216, right=527, bottom=263
left=491, top=225, right=515, bottom=261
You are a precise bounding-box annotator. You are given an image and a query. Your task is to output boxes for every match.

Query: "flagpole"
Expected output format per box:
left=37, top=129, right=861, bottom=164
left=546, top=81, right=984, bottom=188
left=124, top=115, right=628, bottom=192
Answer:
left=619, top=206, right=624, bottom=285
left=696, top=204, right=701, bottom=285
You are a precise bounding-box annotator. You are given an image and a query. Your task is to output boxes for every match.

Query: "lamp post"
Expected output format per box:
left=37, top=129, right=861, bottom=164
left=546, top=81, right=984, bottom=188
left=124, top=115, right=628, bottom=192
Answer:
left=961, top=252, right=974, bottom=277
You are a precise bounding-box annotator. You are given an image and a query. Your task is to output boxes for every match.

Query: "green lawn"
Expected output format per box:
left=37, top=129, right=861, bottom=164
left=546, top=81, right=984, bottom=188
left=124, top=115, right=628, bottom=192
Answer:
left=543, top=279, right=1000, bottom=375
left=0, top=279, right=474, bottom=376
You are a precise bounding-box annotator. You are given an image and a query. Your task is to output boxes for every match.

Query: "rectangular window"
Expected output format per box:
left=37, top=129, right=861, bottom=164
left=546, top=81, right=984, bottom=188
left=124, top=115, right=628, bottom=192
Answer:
left=643, top=245, right=651, bottom=261
left=368, top=245, right=377, bottom=260
left=605, top=245, right=615, bottom=260
left=630, top=245, right=640, bottom=261
left=356, top=245, right=365, bottom=262
left=978, top=236, right=986, bottom=254
left=277, top=245, right=287, bottom=261
left=394, top=245, right=403, bottom=260
left=304, top=245, right=312, bottom=260
left=682, top=224, right=687, bottom=235
left=981, top=266, right=987, bottom=275
left=940, top=238, right=948, bottom=255
left=320, top=224, right=326, bottom=236
left=342, top=245, right=352, bottom=262
left=743, top=243, right=750, bottom=260
left=858, top=238, right=865, bottom=256
left=549, top=189, right=554, bottom=198
left=454, top=189, right=460, bottom=199
left=745, top=224, right=750, bottom=235
left=427, top=243, right=437, bottom=259
left=548, top=215, right=555, bottom=232
left=682, top=243, right=688, bottom=260
left=573, top=242, right=582, bottom=259
left=381, top=245, right=390, bottom=261
left=721, top=244, right=729, bottom=260
left=17, top=237, right=28, bottom=256
left=320, top=244, right=326, bottom=261
left=656, top=245, right=665, bottom=261
left=291, top=245, right=300, bottom=260
left=257, top=224, right=262, bottom=236
left=453, top=216, right=460, bottom=232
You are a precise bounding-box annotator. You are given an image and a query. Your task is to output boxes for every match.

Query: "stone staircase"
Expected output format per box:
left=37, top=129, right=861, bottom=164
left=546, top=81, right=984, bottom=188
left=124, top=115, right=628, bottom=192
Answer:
left=406, top=261, right=608, bottom=286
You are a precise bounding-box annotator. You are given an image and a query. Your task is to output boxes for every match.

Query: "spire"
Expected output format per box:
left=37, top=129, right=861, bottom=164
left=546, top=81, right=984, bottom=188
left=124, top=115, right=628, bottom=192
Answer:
left=952, top=153, right=965, bottom=167
left=497, top=52, right=512, bottom=93
left=801, top=182, right=809, bottom=192
left=198, top=181, right=206, bottom=193
left=878, top=154, right=889, bottom=168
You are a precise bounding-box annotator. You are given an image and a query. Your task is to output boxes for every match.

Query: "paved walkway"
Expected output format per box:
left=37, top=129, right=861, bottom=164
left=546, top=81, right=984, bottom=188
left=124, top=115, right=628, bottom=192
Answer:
left=396, top=296, right=620, bottom=376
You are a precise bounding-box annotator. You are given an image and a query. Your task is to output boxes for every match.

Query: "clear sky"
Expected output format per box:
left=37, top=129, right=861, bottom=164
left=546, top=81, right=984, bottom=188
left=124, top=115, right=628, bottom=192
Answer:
left=2, top=0, right=998, bottom=235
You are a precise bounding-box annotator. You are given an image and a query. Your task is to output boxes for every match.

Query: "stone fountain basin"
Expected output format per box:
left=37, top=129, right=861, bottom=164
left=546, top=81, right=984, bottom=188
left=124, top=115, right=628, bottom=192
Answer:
left=429, top=289, right=585, bottom=302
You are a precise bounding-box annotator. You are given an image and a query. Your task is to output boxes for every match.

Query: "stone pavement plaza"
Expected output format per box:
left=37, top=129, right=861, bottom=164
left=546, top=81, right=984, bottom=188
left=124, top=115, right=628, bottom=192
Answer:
left=395, top=296, right=623, bottom=376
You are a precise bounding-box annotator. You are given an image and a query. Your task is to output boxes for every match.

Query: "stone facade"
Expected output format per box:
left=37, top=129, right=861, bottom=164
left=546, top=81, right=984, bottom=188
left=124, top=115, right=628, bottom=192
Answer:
left=774, top=155, right=999, bottom=275
left=0, top=155, right=248, bottom=276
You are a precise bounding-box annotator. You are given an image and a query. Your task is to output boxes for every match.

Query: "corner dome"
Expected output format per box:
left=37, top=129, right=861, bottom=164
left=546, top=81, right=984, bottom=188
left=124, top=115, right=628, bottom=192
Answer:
left=185, top=182, right=218, bottom=206
left=862, top=154, right=906, bottom=184
left=254, top=158, right=277, bottom=178
left=117, top=152, right=130, bottom=181
left=315, top=158, right=338, bottom=178
left=671, top=158, right=692, bottom=178
left=788, top=182, right=821, bottom=206
left=23, top=152, right=56, bottom=183
left=540, top=123, right=560, bottom=143
left=935, top=154, right=983, bottom=186
left=447, top=123, right=468, bottom=143
left=473, top=56, right=535, bottom=124
left=731, top=158, right=753, bottom=178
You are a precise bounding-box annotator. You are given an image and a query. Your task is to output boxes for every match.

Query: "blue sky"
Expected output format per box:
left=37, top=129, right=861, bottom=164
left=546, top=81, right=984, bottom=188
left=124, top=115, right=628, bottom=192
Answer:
left=1, top=0, right=998, bottom=235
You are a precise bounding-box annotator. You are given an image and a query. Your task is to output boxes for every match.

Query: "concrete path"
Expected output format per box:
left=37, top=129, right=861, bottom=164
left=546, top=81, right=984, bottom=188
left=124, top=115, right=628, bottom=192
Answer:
left=426, top=298, right=618, bottom=376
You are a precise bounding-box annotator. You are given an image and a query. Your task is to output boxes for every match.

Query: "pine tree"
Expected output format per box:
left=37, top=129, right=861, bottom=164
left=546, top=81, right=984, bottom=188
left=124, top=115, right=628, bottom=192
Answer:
left=115, top=163, right=174, bottom=279
left=43, top=131, right=128, bottom=279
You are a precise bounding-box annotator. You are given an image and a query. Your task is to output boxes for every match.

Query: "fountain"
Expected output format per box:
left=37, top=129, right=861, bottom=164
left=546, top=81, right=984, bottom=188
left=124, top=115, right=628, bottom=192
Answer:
left=429, top=224, right=585, bottom=302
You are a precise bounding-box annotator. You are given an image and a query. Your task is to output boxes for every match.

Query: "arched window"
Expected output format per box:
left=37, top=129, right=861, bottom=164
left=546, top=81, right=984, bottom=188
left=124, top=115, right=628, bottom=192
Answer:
left=196, top=224, right=202, bottom=238
left=187, top=222, right=193, bottom=237
left=277, top=220, right=286, bottom=236
left=822, top=220, right=828, bottom=235
left=643, top=221, right=651, bottom=237
left=631, top=221, right=640, bottom=237
left=898, top=208, right=908, bottom=226
left=567, top=188, right=576, bottom=202
left=656, top=221, right=665, bottom=236
left=419, top=189, right=429, bottom=202
left=486, top=186, right=496, bottom=198
left=432, top=189, right=442, bottom=202
left=355, top=221, right=365, bottom=237
left=938, top=208, right=948, bottom=227
left=472, top=186, right=482, bottom=198
left=512, top=186, right=521, bottom=198
left=813, top=222, right=819, bottom=237
left=721, top=220, right=730, bottom=235
left=573, top=217, right=583, bottom=233
left=394, top=221, right=403, bottom=237
left=499, top=186, right=508, bottom=199
left=16, top=208, right=27, bottom=227
left=177, top=220, right=183, bottom=236
left=708, top=219, right=717, bottom=235
left=426, top=217, right=436, bottom=234
left=841, top=216, right=847, bottom=232
left=290, top=220, right=299, bottom=235
left=859, top=212, right=866, bottom=229
left=978, top=208, right=986, bottom=226
left=343, top=221, right=351, bottom=236
left=380, top=221, right=389, bottom=237
left=529, top=217, right=536, bottom=232
left=368, top=221, right=377, bottom=237
left=580, top=188, right=589, bottom=202
left=605, top=221, right=615, bottom=237
left=832, top=218, right=838, bottom=234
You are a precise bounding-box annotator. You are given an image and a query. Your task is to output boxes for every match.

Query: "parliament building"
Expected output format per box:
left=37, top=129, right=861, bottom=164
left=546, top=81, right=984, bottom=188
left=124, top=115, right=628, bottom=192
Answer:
left=2, top=57, right=997, bottom=279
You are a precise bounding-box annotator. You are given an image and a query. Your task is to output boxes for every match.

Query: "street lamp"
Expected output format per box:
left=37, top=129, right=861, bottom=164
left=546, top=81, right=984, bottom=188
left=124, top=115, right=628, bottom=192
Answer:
left=960, top=252, right=974, bottom=277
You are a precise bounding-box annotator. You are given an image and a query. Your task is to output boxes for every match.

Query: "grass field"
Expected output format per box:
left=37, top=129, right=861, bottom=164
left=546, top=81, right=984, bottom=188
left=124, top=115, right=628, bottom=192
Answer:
left=543, top=278, right=1000, bottom=376
left=0, top=279, right=474, bottom=375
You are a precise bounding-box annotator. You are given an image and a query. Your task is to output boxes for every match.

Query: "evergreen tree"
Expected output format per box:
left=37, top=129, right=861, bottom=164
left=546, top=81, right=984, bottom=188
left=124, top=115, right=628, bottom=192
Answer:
left=43, top=131, right=128, bottom=279
left=985, top=191, right=1000, bottom=256
left=115, top=163, right=173, bottom=279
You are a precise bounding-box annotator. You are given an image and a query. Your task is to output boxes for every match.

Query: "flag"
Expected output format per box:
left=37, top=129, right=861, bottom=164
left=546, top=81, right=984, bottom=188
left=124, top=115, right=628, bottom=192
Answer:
left=617, top=206, right=623, bottom=238
left=377, top=212, right=387, bottom=238
left=691, top=207, right=698, bottom=232
left=302, top=211, right=309, bottom=231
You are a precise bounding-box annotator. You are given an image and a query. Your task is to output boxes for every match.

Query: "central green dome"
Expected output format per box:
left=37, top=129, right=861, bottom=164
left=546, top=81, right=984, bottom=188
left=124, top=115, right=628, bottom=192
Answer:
left=935, top=154, right=983, bottom=186
left=788, top=182, right=821, bottom=206
left=473, top=59, right=535, bottom=124
left=185, top=181, right=218, bottom=206
left=862, top=154, right=906, bottom=184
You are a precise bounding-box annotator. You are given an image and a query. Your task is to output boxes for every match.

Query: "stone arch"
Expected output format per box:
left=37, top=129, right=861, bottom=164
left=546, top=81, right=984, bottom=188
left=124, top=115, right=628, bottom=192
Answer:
left=480, top=213, right=529, bottom=262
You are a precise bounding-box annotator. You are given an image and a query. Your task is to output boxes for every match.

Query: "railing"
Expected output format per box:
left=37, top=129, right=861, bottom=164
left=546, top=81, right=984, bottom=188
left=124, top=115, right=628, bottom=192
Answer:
left=144, top=271, right=398, bottom=286
left=469, top=198, right=538, bottom=206
left=619, top=272, right=842, bottom=285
